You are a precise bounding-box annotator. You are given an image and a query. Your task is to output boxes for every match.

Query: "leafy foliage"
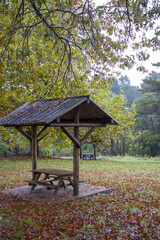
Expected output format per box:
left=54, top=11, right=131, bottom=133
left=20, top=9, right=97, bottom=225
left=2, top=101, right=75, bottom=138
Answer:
left=83, top=86, right=136, bottom=155
left=0, top=0, right=159, bottom=101
left=130, top=71, right=160, bottom=156
left=0, top=138, right=11, bottom=157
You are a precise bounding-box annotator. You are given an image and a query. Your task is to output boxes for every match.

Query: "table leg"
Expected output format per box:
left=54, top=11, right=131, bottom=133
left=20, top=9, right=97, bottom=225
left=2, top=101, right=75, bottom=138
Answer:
left=61, top=179, right=67, bottom=189
left=31, top=173, right=41, bottom=190
left=68, top=177, right=73, bottom=186
left=54, top=179, right=63, bottom=195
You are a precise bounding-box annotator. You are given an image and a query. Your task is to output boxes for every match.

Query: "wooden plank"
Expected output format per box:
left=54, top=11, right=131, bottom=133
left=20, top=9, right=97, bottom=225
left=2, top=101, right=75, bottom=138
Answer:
left=80, top=127, right=96, bottom=145
left=32, top=126, right=37, bottom=180
left=41, top=178, right=56, bottom=183
left=61, top=127, right=81, bottom=148
left=25, top=180, right=56, bottom=188
left=24, top=180, right=35, bottom=183
left=49, top=123, right=106, bottom=127
left=32, top=168, right=73, bottom=177
left=73, top=107, right=79, bottom=196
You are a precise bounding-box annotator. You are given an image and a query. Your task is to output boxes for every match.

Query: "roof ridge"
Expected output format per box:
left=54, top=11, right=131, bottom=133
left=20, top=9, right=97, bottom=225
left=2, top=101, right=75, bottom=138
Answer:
left=37, top=95, right=90, bottom=102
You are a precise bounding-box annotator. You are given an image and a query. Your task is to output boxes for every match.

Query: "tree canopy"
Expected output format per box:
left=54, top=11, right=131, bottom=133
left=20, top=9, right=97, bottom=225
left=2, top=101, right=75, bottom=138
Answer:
left=0, top=0, right=159, bottom=97
left=111, top=75, right=140, bottom=107
left=0, top=0, right=160, bottom=156
left=131, top=71, right=160, bottom=156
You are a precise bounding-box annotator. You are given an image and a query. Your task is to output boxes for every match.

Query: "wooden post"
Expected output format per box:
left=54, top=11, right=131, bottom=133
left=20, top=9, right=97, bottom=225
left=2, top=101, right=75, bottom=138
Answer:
left=73, top=107, right=80, bottom=195
left=32, top=125, right=37, bottom=180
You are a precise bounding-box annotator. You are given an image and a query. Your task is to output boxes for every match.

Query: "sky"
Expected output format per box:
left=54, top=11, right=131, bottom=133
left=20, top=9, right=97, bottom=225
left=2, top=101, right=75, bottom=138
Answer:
left=94, top=0, right=160, bottom=86
left=120, top=50, right=160, bottom=86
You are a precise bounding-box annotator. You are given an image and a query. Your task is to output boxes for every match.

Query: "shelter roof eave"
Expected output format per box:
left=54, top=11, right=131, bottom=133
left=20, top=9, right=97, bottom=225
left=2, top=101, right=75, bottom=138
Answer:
left=0, top=95, right=119, bottom=127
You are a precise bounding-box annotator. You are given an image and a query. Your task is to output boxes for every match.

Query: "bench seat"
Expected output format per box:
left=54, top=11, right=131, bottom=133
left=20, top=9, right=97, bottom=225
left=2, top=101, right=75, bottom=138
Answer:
left=24, top=179, right=57, bottom=189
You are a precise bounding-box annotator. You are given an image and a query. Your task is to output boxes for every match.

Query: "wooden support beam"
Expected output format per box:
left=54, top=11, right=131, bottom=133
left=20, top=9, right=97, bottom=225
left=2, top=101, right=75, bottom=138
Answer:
left=80, top=127, right=96, bottom=145
left=49, top=123, right=106, bottom=127
left=73, top=107, right=80, bottom=196
left=32, top=126, right=37, bottom=180
left=37, top=133, right=49, bottom=142
left=15, top=126, right=32, bottom=141
left=60, top=127, right=81, bottom=148
left=37, top=125, right=48, bottom=138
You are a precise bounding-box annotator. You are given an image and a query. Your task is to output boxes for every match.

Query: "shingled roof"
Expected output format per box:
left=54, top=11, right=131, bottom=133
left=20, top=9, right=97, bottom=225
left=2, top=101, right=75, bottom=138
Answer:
left=0, top=95, right=119, bottom=127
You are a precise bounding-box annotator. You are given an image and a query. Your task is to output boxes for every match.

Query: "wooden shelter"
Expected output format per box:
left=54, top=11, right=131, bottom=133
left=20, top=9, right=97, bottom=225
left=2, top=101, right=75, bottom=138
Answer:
left=0, top=95, right=119, bottom=195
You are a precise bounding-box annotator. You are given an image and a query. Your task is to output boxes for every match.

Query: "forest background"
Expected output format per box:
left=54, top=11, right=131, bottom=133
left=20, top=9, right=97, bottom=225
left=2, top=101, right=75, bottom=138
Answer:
left=0, top=0, right=160, bottom=158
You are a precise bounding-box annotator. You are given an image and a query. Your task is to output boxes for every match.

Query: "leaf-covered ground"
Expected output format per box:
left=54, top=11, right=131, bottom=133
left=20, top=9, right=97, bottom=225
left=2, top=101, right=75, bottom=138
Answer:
left=0, top=156, right=160, bottom=239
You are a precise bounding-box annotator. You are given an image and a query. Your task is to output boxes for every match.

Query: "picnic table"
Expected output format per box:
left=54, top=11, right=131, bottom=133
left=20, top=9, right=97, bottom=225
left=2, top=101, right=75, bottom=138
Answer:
left=25, top=168, right=73, bottom=195
left=82, top=154, right=96, bottom=160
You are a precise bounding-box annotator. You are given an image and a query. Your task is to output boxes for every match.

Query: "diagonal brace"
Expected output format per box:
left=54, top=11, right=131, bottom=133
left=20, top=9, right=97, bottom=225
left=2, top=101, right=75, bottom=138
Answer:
left=80, top=127, right=96, bottom=145
left=37, top=125, right=49, bottom=138
left=38, top=133, right=49, bottom=142
left=61, top=127, right=81, bottom=148
left=16, top=126, right=32, bottom=141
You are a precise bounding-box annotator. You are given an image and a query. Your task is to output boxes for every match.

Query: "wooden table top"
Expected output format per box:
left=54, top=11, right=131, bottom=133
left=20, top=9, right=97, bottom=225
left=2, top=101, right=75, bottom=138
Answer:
left=32, top=168, right=73, bottom=177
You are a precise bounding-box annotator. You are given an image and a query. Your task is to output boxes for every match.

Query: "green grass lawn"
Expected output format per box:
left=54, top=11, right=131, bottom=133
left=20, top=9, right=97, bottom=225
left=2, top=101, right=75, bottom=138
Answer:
left=0, top=156, right=160, bottom=239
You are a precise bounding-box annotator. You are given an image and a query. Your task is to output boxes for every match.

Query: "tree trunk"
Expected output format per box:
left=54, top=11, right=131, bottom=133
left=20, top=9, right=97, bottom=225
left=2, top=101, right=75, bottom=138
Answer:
left=11, top=145, right=19, bottom=156
left=122, top=137, right=125, bottom=156
left=117, top=139, right=120, bottom=155
left=111, top=139, right=114, bottom=156
left=93, top=144, right=96, bottom=160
